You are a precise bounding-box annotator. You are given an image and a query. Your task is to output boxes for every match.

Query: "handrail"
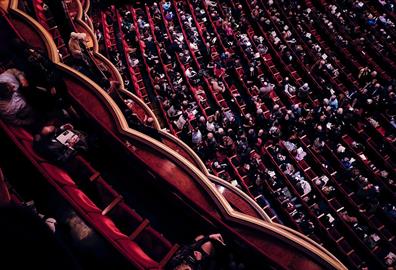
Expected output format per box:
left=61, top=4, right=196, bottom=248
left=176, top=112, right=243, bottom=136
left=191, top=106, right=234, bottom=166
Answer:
left=3, top=1, right=347, bottom=269
left=63, top=0, right=161, bottom=130
left=63, top=0, right=212, bottom=174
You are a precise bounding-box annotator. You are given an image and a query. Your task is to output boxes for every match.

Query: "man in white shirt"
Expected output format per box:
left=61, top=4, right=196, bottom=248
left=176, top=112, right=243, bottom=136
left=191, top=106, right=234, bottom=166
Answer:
left=185, top=67, right=197, bottom=79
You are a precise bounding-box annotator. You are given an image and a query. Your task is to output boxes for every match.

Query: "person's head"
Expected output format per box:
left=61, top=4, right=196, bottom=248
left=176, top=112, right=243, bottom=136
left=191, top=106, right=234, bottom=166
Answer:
left=70, top=32, right=79, bottom=40
left=45, top=218, right=57, bottom=233
left=40, top=125, right=56, bottom=137
left=146, top=117, right=154, bottom=126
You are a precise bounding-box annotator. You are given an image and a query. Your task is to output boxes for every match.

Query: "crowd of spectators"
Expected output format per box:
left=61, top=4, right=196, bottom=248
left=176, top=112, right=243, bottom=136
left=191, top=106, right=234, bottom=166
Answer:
left=3, top=0, right=395, bottom=268
left=90, top=0, right=396, bottom=268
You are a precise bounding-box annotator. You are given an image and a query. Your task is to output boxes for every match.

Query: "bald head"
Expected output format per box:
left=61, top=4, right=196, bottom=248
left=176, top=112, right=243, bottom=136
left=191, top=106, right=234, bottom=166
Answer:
left=41, top=126, right=56, bottom=136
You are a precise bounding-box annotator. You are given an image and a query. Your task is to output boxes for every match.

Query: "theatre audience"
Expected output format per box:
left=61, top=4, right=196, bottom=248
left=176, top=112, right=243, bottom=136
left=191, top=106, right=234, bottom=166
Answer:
left=2, top=0, right=395, bottom=266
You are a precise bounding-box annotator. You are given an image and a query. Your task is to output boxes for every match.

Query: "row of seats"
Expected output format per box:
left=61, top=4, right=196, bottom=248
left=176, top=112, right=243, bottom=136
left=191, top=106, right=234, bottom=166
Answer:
left=89, top=0, right=396, bottom=268
left=0, top=5, right=179, bottom=259
left=2, top=118, right=179, bottom=269
left=6, top=1, right=379, bottom=269
left=246, top=0, right=392, bottom=266
left=32, top=0, right=70, bottom=61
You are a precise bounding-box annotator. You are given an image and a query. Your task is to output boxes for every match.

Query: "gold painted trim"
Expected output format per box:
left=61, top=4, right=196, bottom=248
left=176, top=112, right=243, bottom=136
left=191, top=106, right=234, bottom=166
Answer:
left=208, top=175, right=271, bottom=221
left=83, top=0, right=90, bottom=15
left=7, top=1, right=347, bottom=269
left=118, top=88, right=162, bottom=130
left=8, top=8, right=60, bottom=62
left=66, top=0, right=161, bottom=129
left=85, top=13, right=94, bottom=31
left=8, top=0, right=15, bottom=9
left=81, top=0, right=93, bottom=30
left=66, top=0, right=207, bottom=168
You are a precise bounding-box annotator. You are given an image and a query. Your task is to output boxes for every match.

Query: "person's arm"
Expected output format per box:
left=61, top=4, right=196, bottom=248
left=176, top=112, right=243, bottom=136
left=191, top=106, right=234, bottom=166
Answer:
left=194, top=233, right=225, bottom=245
left=192, top=233, right=226, bottom=259
left=208, top=233, right=225, bottom=245
left=68, top=40, right=82, bottom=57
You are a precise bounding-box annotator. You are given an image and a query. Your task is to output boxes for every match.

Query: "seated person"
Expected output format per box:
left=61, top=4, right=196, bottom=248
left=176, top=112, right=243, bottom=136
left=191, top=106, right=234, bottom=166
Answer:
left=0, top=68, right=35, bottom=126
left=167, top=233, right=227, bottom=270
left=298, top=83, right=310, bottom=99
left=7, top=38, right=79, bottom=118
left=384, top=251, right=396, bottom=267
left=22, top=45, right=75, bottom=116
left=33, top=123, right=88, bottom=164
left=68, top=32, right=87, bottom=60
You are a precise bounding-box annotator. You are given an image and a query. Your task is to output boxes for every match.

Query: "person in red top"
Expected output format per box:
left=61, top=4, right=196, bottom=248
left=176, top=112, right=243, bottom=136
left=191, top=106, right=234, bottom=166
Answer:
left=213, top=64, right=225, bottom=78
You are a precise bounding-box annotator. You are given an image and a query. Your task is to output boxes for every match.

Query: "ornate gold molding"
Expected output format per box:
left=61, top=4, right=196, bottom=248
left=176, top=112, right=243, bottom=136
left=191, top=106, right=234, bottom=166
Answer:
left=66, top=0, right=213, bottom=173
left=4, top=1, right=347, bottom=269
left=64, top=0, right=161, bottom=129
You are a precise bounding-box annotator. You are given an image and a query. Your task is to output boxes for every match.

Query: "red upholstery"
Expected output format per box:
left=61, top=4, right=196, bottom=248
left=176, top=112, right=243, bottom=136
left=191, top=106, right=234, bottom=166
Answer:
left=8, top=126, right=33, bottom=141
left=0, top=10, right=178, bottom=270
left=7, top=0, right=395, bottom=268
left=41, top=163, right=76, bottom=186
left=88, top=212, right=127, bottom=240
left=116, top=238, right=159, bottom=269
left=20, top=140, right=46, bottom=163
left=63, top=186, right=101, bottom=213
